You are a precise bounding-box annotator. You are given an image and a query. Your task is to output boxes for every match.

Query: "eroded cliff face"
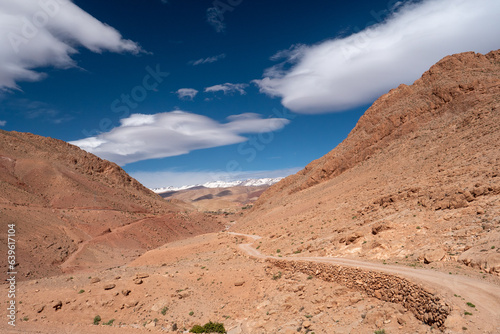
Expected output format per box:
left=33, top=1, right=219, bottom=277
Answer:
left=260, top=50, right=500, bottom=197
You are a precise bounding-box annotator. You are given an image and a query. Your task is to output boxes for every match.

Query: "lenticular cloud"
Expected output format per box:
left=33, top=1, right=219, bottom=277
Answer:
left=70, top=111, right=290, bottom=166
left=255, top=0, right=500, bottom=113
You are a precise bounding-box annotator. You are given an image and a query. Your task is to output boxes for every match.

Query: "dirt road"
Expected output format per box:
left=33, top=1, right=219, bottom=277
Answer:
left=229, top=232, right=500, bottom=333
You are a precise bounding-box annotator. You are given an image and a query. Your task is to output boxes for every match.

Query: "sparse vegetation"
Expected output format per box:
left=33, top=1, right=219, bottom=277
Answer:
left=78, top=289, right=85, bottom=294
left=161, top=306, right=168, bottom=315
left=276, top=249, right=281, bottom=253
left=374, top=330, right=386, bottom=334
left=307, top=275, right=313, bottom=280
left=93, top=315, right=101, bottom=325
left=103, top=319, right=115, bottom=326
left=189, top=321, right=226, bottom=333
left=466, top=302, right=476, bottom=308
left=272, top=271, right=282, bottom=280
left=189, top=311, right=194, bottom=316
left=464, top=311, right=473, bottom=316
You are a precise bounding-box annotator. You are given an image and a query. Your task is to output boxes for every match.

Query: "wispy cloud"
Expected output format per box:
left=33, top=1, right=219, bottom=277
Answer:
left=189, top=53, right=226, bottom=66
left=0, top=120, right=6, bottom=127
left=4, top=98, right=73, bottom=124
left=206, top=7, right=225, bottom=33
left=0, top=0, right=143, bottom=90
left=69, top=111, right=290, bottom=166
left=255, top=0, right=500, bottom=113
left=130, top=167, right=302, bottom=188
left=205, top=83, right=248, bottom=95
left=175, top=88, right=199, bottom=100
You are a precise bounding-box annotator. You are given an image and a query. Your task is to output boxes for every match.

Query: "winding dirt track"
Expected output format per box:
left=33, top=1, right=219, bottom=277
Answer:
left=229, top=232, right=500, bottom=332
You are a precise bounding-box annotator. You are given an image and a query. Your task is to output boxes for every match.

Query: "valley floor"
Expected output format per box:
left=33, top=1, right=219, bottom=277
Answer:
left=3, top=231, right=500, bottom=334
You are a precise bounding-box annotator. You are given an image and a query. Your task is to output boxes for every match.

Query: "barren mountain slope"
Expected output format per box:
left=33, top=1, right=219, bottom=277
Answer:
left=159, top=185, right=269, bottom=212
left=235, top=50, right=500, bottom=274
left=0, top=131, right=223, bottom=279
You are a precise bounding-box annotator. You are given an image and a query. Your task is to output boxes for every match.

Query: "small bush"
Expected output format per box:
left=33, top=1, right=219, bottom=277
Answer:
left=190, top=325, right=205, bottom=333
left=466, top=302, right=475, bottom=308
left=189, top=321, right=226, bottom=333
left=103, top=319, right=115, bottom=326
left=78, top=289, right=85, bottom=294
left=374, top=330, right=386, bottom=334
left=189, top=311, right=194, bottom=316
left=203, top=321, right=226, bottom=333
left=161, top=306, right=168, bottom=315
left=464, top=311, right=473, bottom=316
left=93, top=315, right=101, bottom=325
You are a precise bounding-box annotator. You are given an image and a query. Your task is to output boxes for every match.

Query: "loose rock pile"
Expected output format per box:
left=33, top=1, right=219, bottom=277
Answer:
left=269, top=259, right=451, bottom=328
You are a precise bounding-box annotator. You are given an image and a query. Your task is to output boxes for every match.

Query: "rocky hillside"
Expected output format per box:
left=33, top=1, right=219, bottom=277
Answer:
left=0, top=131, right=223, bottom=279
left=236, top=50, right=500, bottom=274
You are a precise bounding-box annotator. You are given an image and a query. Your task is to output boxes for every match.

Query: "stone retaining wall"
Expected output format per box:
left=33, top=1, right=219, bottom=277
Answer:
left=268, top=259, right=450, bottom=329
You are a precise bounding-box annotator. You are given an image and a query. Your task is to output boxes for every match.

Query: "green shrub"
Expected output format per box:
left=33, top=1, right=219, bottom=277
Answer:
left=374, top=330, right=386, bottom=334
left=103, top=319, right=115, bottom=326
left=466, top=302, right=475, bottom=308
left=78, top=289, right=85, bottom=294
left=161, top=306, right=168, bottom=315
left=190, top=325, right=205, bottom=333
left=93, top=315, right=101, bottom=325
left=203, top=321, right=226, bottom=333
left=189, top=321, right=226, bottom=333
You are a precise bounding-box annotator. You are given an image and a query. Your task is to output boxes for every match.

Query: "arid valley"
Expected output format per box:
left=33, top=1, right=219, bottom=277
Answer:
left=1, top=49, right=500, bottom=334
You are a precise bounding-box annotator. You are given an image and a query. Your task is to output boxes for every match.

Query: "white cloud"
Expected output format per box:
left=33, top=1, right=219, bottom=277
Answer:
left=189, top=53, right=226, bottom=66
left=205, top=83, right=248, bottom=95
left=0, top=120, right=6, bottom=126
left=69, top=111, right=290, bottom=166
left=130, top=167, right=302, bottom=188
left=0, top=0, right=142, bottom=90
left=206, top=7, right=225, bottom=33
left=175, top=88, right=199, bottom=100
left=255, top=0, right=500, bottom=113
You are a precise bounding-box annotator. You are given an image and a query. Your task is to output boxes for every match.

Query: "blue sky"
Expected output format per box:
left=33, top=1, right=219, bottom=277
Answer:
left=0, top=0, right=498, bottom=187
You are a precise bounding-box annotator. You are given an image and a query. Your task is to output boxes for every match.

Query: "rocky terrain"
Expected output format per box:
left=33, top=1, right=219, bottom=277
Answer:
left=237, top=50, right=500, bottom=276
left=2, top=50, right=500, bottom=334
left=0, top=131, right=224, bottom=279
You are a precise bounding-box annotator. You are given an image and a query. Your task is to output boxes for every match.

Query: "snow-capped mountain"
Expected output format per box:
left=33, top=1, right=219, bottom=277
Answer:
left=151, top=177, right=283, bottom=194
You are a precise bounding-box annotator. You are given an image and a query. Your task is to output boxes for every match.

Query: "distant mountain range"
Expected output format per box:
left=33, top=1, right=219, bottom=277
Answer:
left=151, top=177, right=284, bottom=193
